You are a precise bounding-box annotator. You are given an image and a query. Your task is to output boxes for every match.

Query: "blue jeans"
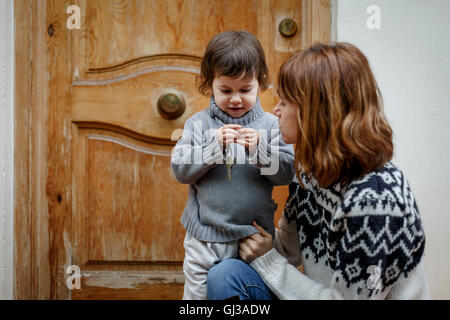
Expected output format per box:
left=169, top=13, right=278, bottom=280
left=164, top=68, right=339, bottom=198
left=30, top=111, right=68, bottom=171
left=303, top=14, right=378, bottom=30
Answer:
left=207, top=258, right=277, bottom=300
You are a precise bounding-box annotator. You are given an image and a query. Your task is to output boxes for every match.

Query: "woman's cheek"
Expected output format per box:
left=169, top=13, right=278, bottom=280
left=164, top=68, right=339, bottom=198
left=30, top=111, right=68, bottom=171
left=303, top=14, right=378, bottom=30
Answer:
left=280, top=119, right=297, bottom=144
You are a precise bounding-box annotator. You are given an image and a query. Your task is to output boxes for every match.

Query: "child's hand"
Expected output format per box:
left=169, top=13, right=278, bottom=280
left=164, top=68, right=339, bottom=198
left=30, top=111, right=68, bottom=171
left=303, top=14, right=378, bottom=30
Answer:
left=236, top=128, right=260, bottom=151
left=216, top=124, right=242, bottom=151
left=239, top=221, right=273, bottom=263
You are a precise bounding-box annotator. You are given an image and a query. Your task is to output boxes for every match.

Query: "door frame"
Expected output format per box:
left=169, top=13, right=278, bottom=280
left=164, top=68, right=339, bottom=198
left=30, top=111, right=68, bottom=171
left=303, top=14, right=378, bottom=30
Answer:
left=13, top=0, right=331, bottom=299
left=14, top=0, right=49, bottom=299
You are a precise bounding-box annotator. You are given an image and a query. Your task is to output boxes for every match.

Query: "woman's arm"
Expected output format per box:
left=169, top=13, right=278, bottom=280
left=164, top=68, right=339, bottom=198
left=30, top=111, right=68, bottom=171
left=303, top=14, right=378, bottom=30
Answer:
left=273, top=215, right=302, bottom=268
left=251, top=241, right=427, bottom=300
left=251, top=248, right=353, bottom=300
left=243, top=201, right=428, bottom=300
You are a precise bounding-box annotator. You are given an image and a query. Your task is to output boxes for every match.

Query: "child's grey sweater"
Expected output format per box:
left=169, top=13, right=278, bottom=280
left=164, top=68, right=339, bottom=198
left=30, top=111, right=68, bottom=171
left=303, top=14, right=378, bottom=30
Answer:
left=171, top=97, right=295, bottom=242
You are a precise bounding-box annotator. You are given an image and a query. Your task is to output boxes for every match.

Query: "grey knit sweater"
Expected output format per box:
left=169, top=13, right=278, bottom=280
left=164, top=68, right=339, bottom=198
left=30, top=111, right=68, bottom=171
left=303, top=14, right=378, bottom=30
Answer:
left=171, top=97, right=295, bottom=242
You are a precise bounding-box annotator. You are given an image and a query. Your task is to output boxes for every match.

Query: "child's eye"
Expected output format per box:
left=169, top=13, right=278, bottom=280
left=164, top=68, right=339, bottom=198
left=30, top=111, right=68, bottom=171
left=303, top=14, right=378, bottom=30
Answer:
left=220, top=89, right=231, bottom=94
left=240, top=89, right=250, bottom=93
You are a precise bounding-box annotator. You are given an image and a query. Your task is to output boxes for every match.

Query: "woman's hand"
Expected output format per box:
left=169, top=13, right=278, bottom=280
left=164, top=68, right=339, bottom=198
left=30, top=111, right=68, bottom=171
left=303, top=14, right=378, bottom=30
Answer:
left=239, top=221, right=273, bottom=263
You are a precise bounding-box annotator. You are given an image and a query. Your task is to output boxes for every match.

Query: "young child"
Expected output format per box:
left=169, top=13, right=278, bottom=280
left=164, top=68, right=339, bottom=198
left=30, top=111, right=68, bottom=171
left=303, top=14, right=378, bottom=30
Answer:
left=171, top=30, right=295, bottom=300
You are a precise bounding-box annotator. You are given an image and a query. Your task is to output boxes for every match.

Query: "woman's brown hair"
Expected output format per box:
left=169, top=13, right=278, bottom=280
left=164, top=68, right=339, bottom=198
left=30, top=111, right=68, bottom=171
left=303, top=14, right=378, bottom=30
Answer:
left=277, top=42, right=393, bottom=188
left=198, top=30, right=270, bottom=95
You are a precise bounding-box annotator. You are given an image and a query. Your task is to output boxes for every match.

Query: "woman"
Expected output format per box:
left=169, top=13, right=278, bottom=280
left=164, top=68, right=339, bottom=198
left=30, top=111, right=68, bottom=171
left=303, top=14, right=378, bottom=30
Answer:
left=207, top=42, right=430, bottom=300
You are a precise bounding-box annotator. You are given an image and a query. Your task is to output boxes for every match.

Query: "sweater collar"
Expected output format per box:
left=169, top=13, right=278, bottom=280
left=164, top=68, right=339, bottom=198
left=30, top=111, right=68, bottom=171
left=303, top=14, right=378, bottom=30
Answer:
left=208, top=96, right=264, bottom=126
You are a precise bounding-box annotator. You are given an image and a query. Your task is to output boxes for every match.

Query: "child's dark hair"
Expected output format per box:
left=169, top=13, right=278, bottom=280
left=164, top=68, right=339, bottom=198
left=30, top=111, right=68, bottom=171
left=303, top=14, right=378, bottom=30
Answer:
left=198, top=30, right=270, bottom=95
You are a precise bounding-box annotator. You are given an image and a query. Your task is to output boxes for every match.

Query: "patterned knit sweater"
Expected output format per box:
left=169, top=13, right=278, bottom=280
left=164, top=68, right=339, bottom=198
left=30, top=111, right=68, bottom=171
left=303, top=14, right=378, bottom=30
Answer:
left=250, top=162, right=430, bottom=299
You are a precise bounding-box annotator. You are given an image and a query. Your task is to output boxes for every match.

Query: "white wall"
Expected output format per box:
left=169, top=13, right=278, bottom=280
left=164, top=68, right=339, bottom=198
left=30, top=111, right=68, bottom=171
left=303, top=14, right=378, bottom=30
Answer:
left=333, top=0, right=450, bottom=299
left=0, top=0, right=14, bottom=300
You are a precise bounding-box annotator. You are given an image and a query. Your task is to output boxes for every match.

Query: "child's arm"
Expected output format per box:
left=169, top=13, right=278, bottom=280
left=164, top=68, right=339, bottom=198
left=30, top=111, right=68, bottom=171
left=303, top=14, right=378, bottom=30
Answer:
left=171, top=118, right=224, bottom=184
left=240, top=120, right=295, bottom=185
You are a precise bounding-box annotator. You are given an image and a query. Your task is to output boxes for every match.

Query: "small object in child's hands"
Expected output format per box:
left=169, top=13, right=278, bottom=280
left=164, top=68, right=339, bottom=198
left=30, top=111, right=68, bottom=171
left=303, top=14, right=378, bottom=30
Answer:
left=225, top=147, right=234, bottom=181
left=226, top=162, right=233, bottom=181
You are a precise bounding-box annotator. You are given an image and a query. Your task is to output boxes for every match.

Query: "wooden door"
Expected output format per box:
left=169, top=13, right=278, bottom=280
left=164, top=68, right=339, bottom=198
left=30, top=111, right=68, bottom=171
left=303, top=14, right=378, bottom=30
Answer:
left=14, top=0, right=330, bottom=299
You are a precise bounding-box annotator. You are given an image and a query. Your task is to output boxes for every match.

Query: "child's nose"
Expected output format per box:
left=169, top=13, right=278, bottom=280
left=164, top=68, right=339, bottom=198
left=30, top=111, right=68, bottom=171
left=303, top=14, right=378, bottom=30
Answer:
left=230, top=94, right=242, bottom=104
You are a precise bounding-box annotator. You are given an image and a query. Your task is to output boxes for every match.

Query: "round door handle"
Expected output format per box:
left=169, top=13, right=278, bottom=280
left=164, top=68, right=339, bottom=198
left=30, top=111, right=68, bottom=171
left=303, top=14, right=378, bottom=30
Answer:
left=279, top=18, right=297, bottom=37
left=157, top=91, right=186, bottom=120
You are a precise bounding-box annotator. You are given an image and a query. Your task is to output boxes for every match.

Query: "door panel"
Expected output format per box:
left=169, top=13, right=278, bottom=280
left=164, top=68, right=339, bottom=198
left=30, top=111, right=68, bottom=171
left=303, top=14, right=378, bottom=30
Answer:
left=71, top=127, right=186, bottom=299
left=14, top=0, right=330, bottom=299
left=72, top=67, right=207, bottom=140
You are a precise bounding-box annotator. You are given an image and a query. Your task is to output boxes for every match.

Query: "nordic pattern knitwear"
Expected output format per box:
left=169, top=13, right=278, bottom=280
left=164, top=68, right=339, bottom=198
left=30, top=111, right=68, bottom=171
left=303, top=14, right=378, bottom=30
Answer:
left=250, top=162, right=430, bottom=299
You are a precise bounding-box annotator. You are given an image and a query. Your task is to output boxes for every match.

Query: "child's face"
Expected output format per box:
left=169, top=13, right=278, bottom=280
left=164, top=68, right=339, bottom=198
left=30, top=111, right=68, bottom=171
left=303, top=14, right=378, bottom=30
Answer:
left=273, top=99, right=299, bottom=144
left=212, top=74, right=259, bottom=118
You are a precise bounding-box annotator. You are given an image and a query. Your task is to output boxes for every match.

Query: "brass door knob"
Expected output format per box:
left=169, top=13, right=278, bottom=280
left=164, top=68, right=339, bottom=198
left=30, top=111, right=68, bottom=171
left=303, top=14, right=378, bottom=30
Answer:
left=157, top=91, right=186, bottom=120
left=279, top=18, right=297, bottom=37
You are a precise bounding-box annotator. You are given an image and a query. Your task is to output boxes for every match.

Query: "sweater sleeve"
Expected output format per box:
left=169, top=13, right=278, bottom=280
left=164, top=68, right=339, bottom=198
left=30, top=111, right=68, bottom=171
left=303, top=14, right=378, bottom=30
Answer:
left=273, top=214, right=302, bottom=268
left=248, top=119, right=295, bottom=186
left=171, top=118, right=224, bottom=184
left=251, top=199, right=428, bottom=300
